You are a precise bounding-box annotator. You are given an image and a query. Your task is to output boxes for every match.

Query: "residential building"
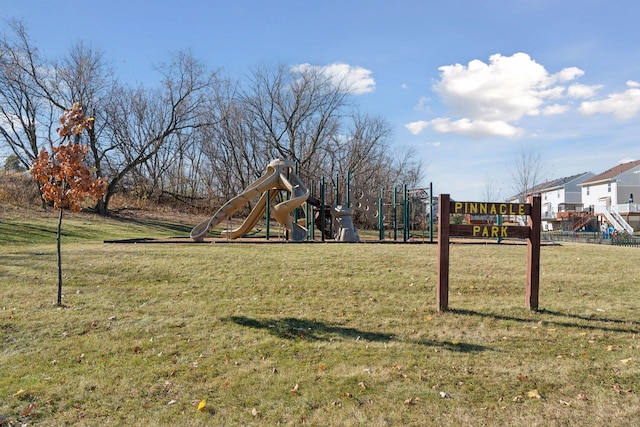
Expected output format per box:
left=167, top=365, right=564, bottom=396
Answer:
left=505, top=172, right=594, bottom=231
left=579, top=159, right=640, bottom=233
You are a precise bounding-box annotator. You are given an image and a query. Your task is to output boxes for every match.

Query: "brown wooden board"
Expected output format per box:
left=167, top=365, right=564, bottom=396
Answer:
left=450, top=201, right=531, bottom=216
left=449, top=224, right=531, bottom=239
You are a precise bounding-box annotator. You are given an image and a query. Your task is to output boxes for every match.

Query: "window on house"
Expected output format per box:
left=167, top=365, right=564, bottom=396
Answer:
left=586, top=186, right=590, bottom=195
left=608, top=182, right=611, bottom=192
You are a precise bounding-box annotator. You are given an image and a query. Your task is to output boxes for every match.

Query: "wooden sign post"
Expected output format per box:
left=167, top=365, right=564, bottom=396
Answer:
left=437, top=194, right=541, bottom=312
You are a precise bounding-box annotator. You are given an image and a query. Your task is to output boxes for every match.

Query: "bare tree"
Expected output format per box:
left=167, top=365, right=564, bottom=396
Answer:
left=0, top=20, right=52, bottom=169
left=242, top=63, right=347, bottom=175
left=510, top=144, right=544, bottom=202
left=482, top=179, right=503, bottom=202
left=322, top=111, right=423, bottom=190
left=198, top=78, right=265, bottom=200
left=98, top=51, right=219, bottom=213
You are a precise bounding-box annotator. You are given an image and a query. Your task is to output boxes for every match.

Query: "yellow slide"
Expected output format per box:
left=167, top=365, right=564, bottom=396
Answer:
left=190, top=159, right=310, bottom=241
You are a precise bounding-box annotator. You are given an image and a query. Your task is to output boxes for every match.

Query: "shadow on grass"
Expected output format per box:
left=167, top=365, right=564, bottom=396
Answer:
left=108, top=215, right=194, bottom=235
left=452, top=308, right=640, bottom=334
left=224, top=316, right=489, bottom=353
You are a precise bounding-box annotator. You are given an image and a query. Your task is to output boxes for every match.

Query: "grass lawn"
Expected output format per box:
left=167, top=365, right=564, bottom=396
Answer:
left=1, top=205, right=639, bottom=426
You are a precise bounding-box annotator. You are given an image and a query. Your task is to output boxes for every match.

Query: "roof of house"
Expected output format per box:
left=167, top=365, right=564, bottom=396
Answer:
left=580, top=159, right=640, bottom=185
left=538, top=172, right=592, bottom=191
left=507, top=172, right=592, bottom=201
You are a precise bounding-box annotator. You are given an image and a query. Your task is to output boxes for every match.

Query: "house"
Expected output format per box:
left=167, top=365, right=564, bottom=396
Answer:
left=538, top=172, right=595, bottom=231
left=505, top=172, right=594, bottom=231
left=578, top=159, right=640, bottom=233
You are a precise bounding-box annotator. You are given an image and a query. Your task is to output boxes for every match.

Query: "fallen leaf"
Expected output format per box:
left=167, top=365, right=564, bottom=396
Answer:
left=20, top=402, right=36, bottom=417
left=291, top=383, right=299, bottom=395
left=196, top=399, right=206, bottom=412
left=620, top=358, right=633, bottom=365
left=576, top=393, right=588, bottom=400
left=13, top=389, right=25, bottom=397
left=612, top=384, right=633, bottom=394
left=517, top=374, right=528, bottom=382
left=439, top=391, right=450, bottom=398
left=251, top=408, right=258, bottom=417
left=358, top=381, right=367, bottom=389
left=559, top=399, right=571, bottom=406
left=527, top=389, right=542, bottom=399
left=404, top=398, right=414, bottom=405
left=167, top=400, right=177, bottom=405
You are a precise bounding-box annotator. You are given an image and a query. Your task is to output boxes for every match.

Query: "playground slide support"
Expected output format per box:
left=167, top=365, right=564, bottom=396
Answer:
left=266, top=190, right=270, bottom=240
left=321, top=177, right=326, bottom=242
left=403, top=184, right=409, bottom=242
left=378, top=188, right=384, bottom=241
left=429, top=182, right=433, bottom=243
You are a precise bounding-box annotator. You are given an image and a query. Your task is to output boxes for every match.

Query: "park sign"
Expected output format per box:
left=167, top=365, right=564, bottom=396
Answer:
left=451, top=201, right=530, bottom=216
left=437, top=195, right=542, bottom=312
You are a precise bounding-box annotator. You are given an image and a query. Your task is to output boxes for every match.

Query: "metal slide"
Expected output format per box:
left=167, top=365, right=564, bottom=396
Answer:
left=190, top=159, right=310, bottom=241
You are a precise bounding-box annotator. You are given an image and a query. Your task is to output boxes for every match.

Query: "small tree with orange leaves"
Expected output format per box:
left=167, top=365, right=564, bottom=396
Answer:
left=31, top=103, right=108, bottom=306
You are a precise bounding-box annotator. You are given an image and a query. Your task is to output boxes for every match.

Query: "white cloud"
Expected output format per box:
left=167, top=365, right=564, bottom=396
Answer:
left=405, top=120, right=430, bottom=135
left=553, top=66, right=584, bottom=82
left=578, top=81, right=640, bottom=120
left=414, top=96, right=431, bottom=112
left=293, top=62, right=375, bottom=95
left=542, top=104, right=568, bottom=115
left=429, top=118, right=524, bottom=138
left=408, top=52, right=586, bottom=138
left=567, top=83, right=602, bottom=99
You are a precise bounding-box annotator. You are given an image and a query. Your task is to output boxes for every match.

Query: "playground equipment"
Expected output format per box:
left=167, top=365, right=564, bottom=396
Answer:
left=190, top=159, right=309, bottom=242
left=332, top=205, right=360, bottom=242
left=190, top=158, right=434, bottom=243
left=308, top=175, right=434, bottom=242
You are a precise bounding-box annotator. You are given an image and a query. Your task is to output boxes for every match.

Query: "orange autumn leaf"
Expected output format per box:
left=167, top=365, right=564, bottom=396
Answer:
left=32, top=144, right=107, bottom=211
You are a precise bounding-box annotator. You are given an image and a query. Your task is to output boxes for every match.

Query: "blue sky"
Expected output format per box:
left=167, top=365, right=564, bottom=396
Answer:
left=4, top=0, right=640, bottom=200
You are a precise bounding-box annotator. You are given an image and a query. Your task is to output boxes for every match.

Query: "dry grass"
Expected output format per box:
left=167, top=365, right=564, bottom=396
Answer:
left=0, top=206, right=639, bottom=426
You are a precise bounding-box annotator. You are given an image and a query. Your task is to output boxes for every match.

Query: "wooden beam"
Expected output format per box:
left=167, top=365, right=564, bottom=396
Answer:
left=449, top=224, right=531, bottom=239
left=437, top=194, right=450, bottom=312
left=526, top=195, right=541, bottom=310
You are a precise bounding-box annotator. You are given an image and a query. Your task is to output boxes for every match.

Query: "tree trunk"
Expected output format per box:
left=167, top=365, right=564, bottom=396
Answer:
left=57, top=208, right=63, bottom=306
